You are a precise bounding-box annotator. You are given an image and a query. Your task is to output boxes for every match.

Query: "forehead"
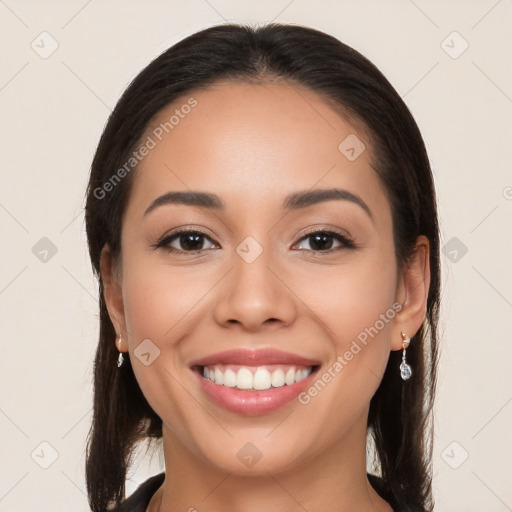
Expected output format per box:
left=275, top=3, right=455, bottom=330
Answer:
left=128, top=81, right=386, bottom=218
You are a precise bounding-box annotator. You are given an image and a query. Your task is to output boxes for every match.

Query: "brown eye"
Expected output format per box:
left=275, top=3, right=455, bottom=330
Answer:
left=156, top=230, right=218, bottom=253
left=294, top=230, right=355, bottom=253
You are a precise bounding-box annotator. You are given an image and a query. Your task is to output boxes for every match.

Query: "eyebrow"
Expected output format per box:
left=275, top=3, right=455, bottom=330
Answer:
left=143, top=188, right=373, bottom=220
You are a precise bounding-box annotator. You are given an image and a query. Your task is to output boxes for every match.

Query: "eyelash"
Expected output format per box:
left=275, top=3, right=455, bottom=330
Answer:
left=153, top=227, right=356, bottom=255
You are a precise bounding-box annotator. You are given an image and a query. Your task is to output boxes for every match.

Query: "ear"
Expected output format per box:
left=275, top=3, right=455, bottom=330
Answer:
left=391, top=235, right=431, bottom=351
left=100, top=244, right=128, bottom=352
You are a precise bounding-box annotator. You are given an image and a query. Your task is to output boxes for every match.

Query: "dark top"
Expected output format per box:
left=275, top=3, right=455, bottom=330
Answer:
left=108, top=472, right=407, bottom=512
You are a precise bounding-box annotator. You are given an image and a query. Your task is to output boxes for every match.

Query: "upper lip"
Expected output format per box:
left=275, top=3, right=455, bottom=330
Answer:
left=190, top=348, right=321, bottom=368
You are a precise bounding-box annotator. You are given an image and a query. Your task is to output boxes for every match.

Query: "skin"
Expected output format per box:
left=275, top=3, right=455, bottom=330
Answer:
left=101, top=81, right=430, bottom=512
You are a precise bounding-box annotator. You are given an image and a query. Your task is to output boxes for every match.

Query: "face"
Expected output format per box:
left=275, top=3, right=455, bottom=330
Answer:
left=105, top=81, right=413, bottom=475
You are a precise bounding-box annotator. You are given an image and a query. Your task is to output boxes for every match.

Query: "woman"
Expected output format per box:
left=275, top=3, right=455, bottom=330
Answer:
left=85, top=22, right=440, bottom=512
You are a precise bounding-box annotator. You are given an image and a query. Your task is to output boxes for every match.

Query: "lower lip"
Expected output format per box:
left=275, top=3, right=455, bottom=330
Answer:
left=194, top=368, right=318, bottom=416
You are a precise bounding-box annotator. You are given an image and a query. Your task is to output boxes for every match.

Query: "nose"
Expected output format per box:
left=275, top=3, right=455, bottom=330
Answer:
left=213, top=240, right=298, bottom=333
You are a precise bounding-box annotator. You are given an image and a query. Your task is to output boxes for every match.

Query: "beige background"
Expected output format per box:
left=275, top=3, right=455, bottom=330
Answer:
left=1, top=1, right=511, bottom=511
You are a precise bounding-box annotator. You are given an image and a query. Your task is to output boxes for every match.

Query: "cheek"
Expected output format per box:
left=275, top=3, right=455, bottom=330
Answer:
left=119, top=259, right=217, bottom=439
left=290, top=252, right=398, bottom=346
left=287, top=261, right=398, bottom=451
left=291, top=251, right=398, bottom=401
left=121, top=256, right=213, bottom=343
left=334, top=264, right=398, bottom=345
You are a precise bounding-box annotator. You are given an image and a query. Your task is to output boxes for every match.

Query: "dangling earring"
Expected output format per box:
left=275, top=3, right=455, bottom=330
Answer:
left=117, top=334, right=124, bottom=368
left=400, top=332, right=412, bottom=380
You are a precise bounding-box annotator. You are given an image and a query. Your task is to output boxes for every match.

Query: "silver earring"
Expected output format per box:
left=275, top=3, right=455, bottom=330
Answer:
left=400, top=332, right=412, bottom=380
left=117, top=335, right=124, bottom=368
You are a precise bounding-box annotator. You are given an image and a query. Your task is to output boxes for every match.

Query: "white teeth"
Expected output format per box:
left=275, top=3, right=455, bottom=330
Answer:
left=223, top=369, right=237, bottom=387
left=253, top=369, right=272, bottom=390
left=271, top=369, right=285, bottom=387
left=214, top=367, right=224, bottom=385
left=285, top=368, right=296, bottom=385
left=237, top=368, right=253, bottom=390
left=202, top=365, right=314, bottom=390
left=296, top=368, right=310, bottom=382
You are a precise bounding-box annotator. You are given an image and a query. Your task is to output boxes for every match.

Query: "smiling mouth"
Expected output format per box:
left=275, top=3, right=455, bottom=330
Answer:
left=193, top=364, right=321, bottom=391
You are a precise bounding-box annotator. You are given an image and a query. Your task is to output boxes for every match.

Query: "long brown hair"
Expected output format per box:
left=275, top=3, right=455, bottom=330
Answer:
left=84, top=22, right=440, bottom=512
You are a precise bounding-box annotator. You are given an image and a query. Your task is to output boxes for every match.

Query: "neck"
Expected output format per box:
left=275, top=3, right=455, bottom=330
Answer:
left=149, top=412, right=392, bottom=512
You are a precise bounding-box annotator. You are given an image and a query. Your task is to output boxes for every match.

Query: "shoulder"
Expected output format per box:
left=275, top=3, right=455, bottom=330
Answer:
left=108, top=471, right=415, bottom=512
left=108, top=472, right=165, bottom=512
left=367, top=473, right=401, bottom=512
left=368, top=473, right=395, bottom=508
left=367, top=473, right=428, bottom=512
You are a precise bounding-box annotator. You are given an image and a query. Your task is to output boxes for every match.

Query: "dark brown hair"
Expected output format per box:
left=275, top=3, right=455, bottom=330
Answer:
left=84, top=22, right=440, bottom=512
